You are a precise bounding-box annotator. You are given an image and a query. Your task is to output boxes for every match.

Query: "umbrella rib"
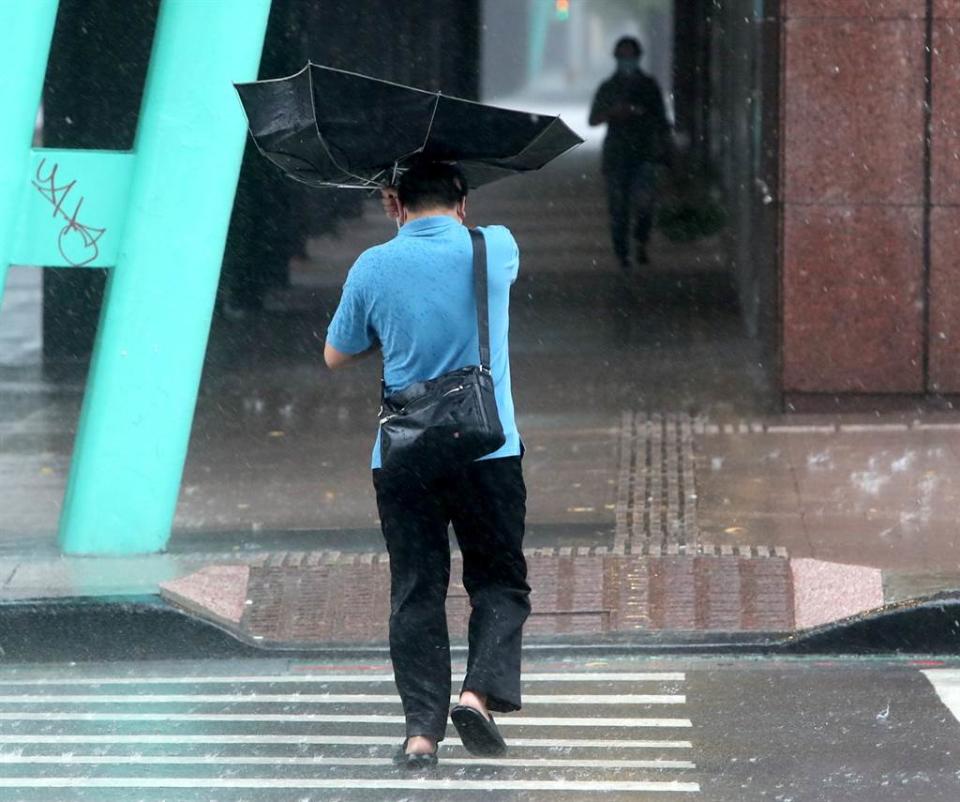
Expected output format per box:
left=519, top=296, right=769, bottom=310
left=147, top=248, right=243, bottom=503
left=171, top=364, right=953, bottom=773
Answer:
left=420, top=92, right=442, bottom=153
left=378, top=91, right=442, bottom=185
left=233, top=63, right=311, bottom=90
left=307, top=61, right=440, bottom=99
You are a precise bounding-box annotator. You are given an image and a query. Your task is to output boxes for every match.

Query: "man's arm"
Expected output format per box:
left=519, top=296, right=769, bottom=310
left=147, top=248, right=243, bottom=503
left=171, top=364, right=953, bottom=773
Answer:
left=325, top=258, right=377, bottom=370
left=324, top=341, right=378, bottom=370
left=323, top=189, right=401, bottom=370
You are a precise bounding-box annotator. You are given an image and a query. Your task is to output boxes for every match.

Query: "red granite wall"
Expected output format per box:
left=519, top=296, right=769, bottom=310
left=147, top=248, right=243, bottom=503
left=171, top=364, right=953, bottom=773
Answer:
left=781, top=1, right=929, bottom=395
left=929, top=3, right=960, bottom=391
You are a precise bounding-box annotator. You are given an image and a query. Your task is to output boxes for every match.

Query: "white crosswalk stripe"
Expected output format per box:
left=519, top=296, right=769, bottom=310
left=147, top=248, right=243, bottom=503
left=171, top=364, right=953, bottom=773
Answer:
left=922, top=669, right=960, bottom=724
left=0, top=755, right=698, bottom=770
left=0, top=777, right=703, bottom=792
left=0, top=671, right=687, bottom=685
left=0, top=692, right=686, bottom=705
left=0, top=733, right=694, bottom=748
left=0, top=712, right=692, bottom=727
left=0, top=667, right=702, bottom=796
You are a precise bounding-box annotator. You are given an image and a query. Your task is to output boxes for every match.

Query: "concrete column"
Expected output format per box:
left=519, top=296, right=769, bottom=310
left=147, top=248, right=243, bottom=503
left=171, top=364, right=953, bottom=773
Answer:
left=781, top=1, right=927, bottom=400
left=928, top=3, right=960, bottom=392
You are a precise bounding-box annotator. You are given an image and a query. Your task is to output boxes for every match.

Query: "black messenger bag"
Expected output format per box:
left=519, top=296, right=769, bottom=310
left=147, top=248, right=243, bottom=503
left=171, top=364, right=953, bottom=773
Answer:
left=378, top=229, right=506, bottom=474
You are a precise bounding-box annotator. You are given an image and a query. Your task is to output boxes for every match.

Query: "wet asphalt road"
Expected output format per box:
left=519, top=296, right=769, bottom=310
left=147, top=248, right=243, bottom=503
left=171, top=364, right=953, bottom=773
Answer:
left=0, top=654, right=955, bottom=801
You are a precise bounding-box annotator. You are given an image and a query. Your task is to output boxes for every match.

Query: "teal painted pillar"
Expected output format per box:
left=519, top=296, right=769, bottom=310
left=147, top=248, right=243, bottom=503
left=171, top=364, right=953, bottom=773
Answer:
left=58, top=0, right=272, bottom=554
left=0, top=0, right=59, bottom=313
left=528, top=0, right=553, bottom=85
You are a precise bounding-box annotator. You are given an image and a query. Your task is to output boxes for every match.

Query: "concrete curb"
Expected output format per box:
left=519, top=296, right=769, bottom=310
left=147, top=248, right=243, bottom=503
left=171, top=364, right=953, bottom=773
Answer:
left=0, top=590, right=958, bottom=663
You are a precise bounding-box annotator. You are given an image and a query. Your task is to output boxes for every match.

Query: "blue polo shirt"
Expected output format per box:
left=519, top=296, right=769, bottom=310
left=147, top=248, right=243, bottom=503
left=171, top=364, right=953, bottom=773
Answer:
left=326, top=216, right=522, bottom=469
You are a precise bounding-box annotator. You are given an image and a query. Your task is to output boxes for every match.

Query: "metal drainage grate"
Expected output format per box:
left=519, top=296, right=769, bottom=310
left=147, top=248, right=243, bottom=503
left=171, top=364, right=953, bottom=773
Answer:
left=616, top=411, right=699, bottom=550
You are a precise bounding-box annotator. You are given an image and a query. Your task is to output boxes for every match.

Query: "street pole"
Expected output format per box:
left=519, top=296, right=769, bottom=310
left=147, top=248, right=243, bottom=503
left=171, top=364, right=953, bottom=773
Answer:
left=58, top=0, right=272, bottom=554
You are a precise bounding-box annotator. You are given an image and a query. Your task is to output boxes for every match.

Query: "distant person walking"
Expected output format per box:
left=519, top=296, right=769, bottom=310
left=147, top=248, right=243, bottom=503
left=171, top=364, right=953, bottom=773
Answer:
left=323, top=161, right=530, bottom=769
left=589, top=36, right=671, bottom=269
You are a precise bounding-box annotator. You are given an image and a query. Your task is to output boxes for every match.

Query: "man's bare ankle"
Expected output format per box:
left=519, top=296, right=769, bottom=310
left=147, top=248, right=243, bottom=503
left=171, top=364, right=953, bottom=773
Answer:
left=459, top=690, right=491, bottom=719
left=405, top=735, right=437, bottom=754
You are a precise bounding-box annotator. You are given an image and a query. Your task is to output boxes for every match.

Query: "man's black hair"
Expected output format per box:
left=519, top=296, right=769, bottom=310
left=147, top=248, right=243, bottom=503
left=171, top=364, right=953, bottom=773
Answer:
left=614, top=36, right=643, bottom=58
left=397, top=160, right=468, bottom=212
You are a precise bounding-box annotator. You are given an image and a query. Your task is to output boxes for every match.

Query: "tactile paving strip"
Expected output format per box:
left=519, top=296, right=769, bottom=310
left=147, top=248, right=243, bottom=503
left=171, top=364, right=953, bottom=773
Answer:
left=615, top=412, right=699, bottom=550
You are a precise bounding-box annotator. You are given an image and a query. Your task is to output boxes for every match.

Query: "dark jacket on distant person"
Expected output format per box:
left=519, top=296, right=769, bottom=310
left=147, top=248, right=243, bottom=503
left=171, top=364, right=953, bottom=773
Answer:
left=589, top=70, right=670, bottom=172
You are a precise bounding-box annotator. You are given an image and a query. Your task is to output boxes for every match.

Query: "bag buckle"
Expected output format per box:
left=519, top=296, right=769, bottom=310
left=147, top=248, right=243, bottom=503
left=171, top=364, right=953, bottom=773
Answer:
left=378, top=403, right=396, bottom=425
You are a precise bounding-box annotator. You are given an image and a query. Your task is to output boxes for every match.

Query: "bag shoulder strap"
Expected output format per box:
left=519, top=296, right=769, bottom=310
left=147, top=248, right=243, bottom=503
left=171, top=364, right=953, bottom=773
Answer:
left=469, top=228, right=491, bottom=370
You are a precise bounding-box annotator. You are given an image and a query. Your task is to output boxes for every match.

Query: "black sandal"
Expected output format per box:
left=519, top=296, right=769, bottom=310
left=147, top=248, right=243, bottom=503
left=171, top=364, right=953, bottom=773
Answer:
left=450, top=704, right=508, bottom=757
left=392, top=738, right=439, bottom=770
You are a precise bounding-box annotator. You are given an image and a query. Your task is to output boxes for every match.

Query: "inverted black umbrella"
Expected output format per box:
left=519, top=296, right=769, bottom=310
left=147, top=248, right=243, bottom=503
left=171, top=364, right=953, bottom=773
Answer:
left=234, top=63, right=583, bottom=190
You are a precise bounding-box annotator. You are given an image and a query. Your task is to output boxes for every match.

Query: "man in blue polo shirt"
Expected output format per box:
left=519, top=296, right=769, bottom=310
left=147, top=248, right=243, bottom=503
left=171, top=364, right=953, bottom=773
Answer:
left=324, top=161, right=529, bottom=768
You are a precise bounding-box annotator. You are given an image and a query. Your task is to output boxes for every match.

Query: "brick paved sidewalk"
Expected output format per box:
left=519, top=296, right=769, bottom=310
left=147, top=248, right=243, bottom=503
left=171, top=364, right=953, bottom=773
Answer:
left=157, top=545, right=899, bottom=646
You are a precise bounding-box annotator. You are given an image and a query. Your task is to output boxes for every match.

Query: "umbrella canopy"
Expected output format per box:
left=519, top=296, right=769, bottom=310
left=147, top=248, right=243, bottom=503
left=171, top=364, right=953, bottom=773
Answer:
left=234, top=63, right=583, bottom=190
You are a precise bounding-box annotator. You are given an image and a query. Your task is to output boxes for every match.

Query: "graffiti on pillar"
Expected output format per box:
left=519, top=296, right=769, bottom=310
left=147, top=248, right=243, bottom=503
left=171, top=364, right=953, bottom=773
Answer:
left=31, top=157, right=106, bottom=267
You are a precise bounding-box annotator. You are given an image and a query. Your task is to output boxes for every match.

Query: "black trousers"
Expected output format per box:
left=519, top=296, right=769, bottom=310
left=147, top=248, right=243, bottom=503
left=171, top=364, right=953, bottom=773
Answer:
left=373, top=456, right=530, bottom=741
left=604, top=160, right=659, bottom=260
